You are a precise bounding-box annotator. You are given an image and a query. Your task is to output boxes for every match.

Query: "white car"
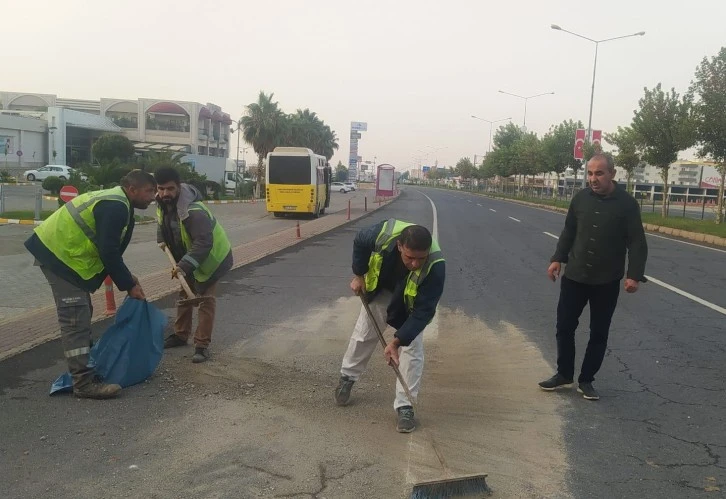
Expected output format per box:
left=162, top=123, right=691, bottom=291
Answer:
left=343, top=182, right=357, bottom=191
left=24, top=165, right=86, bottom=182
left=331, top=182, right=352, bottom=193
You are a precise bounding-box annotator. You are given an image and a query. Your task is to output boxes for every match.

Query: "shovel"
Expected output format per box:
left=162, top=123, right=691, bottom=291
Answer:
left=159, top=243, right=210, bottom=307
left=358, top=294, right=491, bottom=498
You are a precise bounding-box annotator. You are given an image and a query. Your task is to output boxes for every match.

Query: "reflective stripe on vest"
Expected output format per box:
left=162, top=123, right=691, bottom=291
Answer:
left=158, top=201, right=232, bottom=283
left=34, top=186, right=131, bottom=280
left=403, top=244, right=444, bottom=312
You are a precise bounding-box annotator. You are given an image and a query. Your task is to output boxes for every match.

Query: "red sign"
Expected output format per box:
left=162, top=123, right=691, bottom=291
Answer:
left=59, top=185, right=79, bottom=203
left=592, top=130, right=602, bottom=151
left=574, top=129, right=586, bottom=160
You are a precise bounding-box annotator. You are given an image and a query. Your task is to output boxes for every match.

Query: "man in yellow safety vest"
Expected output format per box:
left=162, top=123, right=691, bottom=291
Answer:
left=335, top=219, right=445, bottom=433
left=25, top=170, right=157, bottom=399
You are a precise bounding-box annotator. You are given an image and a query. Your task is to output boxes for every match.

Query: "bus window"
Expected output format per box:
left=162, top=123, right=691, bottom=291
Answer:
left=268, top=156, right=312, bottom=184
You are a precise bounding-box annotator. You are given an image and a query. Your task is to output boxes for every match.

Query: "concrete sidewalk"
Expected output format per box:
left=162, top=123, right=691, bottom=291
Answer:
left=0, top=192, right=396, bottom=361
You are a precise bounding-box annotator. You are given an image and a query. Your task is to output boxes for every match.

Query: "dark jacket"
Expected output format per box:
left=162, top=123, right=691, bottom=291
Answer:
left=352, top=220, right=446, bottom=346
left=157, top=183, right=232, bottom=293
left=25, top=197, right=136, bottom=292
left=551, top=183, right=648, bottom=285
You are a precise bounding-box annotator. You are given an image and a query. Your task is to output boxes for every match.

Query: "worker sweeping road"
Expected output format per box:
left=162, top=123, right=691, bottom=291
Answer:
left=335, top=219, right=445, bottom=433
left=154, top=167, right=233, bottom=364
left=24, top=170, right=157, bottom=399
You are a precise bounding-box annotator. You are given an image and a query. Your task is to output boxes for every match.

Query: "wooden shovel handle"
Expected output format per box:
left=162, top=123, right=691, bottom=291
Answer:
left=159, top=243, right=196, bottom=298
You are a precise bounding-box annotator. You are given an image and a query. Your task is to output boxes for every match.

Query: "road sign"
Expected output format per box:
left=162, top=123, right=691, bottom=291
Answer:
left=350, top=121, right=368, bottom=132
left=574, top=129, right=586, bottom=160
left=16, top=150, right=23, bottom=157
left=59, top=185, right=79, bottom=203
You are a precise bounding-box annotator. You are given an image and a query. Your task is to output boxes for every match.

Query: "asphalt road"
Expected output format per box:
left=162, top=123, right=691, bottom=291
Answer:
left=0, top=187, right=723, bottom=498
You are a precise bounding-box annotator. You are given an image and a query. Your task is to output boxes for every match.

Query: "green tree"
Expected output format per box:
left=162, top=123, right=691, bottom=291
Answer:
left=690, top=47, right=726, bottom=223
left=241, top=91, right=287, bottom=196
left=541, top=120, right=584, bottom=197
left=455, top=157, right=476, bottom=180
left=631, top=83, right=696, bottom=217
left=92, top=134, right=136, bottom=164
left=335, top=161, right=348, bottom=182
left=605, top=126, right=641, bottom=193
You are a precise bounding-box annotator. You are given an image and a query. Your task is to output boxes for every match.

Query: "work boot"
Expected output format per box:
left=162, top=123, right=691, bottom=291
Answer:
left=334, top=375, right=355, bottom=406
left=396, top=406, right=416, bottom=433
left=538, top=373, right=574, bottom=391
left=577, top=382, right=600, bottom=401
left=192, top=347, right=209, bottom=363
left=164, top=334, right=188, bottom=349
left=73, top=378, right=122, bottom=400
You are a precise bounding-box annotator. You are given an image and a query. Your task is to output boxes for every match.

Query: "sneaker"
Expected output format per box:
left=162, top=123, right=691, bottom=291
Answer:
left=396, top=406, right=416, bottom=433
left=192, top=347, right=209, bottom=363
left=334, top=375, right=355, bottom=406
left=577, top=382, right=600, bottom=400
left=164, top=334, right=188, bottom=349
left=73, top=380, right=122, bottom=399
left=538, top=373, right=574, bottom=391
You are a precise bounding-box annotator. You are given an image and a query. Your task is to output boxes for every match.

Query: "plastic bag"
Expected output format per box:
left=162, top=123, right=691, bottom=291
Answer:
left=50, top=298, right=167, bottom=394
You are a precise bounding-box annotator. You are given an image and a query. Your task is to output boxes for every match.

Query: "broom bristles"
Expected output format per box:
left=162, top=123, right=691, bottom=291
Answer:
left=410, top=474, right=491, bottom=499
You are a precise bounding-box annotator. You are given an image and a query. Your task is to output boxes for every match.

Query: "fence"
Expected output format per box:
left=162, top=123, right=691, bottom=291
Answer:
left=417, top=179, right=725, bottom=221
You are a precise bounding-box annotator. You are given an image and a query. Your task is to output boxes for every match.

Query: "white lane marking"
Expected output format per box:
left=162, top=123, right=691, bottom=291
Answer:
left=415, top=190, right=440, bottom=341
left=508, top=216, right=521, bottom=223
left=477, top=203, right=482, bottom=207
left=467, top=200, right=472, bottom=203
left=646, top=232, right=726, bottom=254
left=490, top=208, right=497, bottom=212
left=645, top=276, right=726, bottom=316
left=542, top=232, right=725, bottom=316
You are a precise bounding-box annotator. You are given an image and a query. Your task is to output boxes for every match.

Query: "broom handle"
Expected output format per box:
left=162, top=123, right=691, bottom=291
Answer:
left=160, top=243, right=196, bottom=298
left=359, top=295, right=417, bottom=411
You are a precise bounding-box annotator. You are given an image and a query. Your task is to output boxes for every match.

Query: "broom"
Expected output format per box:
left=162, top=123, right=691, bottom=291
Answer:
left=359, top=295, right=491, bottom=498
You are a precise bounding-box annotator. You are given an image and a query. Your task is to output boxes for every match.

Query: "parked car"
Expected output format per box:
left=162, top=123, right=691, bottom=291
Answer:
left=343, top=182, right=357, bottom=191
left=331, top=182, right=352, bottom=193
left=24, top=165, right=87, bottom=182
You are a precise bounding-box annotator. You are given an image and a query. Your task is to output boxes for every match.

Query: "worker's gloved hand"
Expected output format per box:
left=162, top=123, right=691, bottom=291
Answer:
left=128, top=284, right=146, bottom=301
left=350, top=275, right=366, bottom=296
left=171, top=266, right=185, bottom=280
left=384, top=338, right=401, bottom=367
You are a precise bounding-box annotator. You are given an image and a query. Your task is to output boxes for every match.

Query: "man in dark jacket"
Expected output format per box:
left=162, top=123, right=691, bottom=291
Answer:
left=334, top=219, right=445, bottom=433
left=25, top=169, right=156, bottom=399
left=154, top=167, right=233, bottom=363
left=539, top=153, right=648, bottom=400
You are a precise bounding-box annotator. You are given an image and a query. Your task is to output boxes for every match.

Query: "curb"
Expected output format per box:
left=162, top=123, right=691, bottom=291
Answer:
left=0, top=218, right=42, bottom=225
left=471, top=191, right=726, bottom=248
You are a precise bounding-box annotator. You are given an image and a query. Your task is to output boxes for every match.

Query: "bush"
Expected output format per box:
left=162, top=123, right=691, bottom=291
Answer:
left=42, top=176, right=65, bottom=194
left=1, top=170, right=15, bottom=183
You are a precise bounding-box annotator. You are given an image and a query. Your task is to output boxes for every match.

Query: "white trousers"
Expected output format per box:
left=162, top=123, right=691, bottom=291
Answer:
left=340, top=290, right=424, bottom=410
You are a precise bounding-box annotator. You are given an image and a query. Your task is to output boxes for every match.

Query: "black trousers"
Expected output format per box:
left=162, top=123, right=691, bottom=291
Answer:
left=556, top=275, right=620, bottom=383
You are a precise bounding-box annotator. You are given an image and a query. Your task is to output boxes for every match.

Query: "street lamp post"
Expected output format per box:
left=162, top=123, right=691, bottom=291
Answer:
left=230, top=119, right=244, bottom=197
left=497, top=91, right=554, bottom=130
left=471, top=115, right=512, bottom=153
left=551, top=24, right=645, bottom=186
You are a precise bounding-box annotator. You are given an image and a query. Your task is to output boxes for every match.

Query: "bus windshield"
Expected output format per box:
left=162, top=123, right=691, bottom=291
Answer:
left=268, top=156, right=311, bottom=185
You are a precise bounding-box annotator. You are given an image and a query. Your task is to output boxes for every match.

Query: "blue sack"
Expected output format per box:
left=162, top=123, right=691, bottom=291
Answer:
left=50, top=298, right=167, bottom=395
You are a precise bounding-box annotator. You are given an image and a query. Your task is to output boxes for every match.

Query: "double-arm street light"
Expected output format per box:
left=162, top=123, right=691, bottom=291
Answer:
left=551, top=24, right=645, bottom=186
left=471, top=115, right=512, bottom=153
left=497, top=90, right=554, bottom=130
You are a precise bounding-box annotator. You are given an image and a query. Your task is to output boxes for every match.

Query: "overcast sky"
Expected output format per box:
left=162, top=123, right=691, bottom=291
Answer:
left=3, top=0, right=725, bottom=170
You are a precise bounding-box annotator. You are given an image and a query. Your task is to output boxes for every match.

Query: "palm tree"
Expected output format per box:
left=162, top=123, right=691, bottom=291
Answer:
left=241, top=91, right=286, bottom=196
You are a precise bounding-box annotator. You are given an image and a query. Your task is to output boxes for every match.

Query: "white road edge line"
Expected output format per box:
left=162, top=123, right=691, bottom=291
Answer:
left=542, top=231, right=725, bottom=316
left=508, top=216, right=521, bottom=223
left=646, top=232, right=726, bottom=254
